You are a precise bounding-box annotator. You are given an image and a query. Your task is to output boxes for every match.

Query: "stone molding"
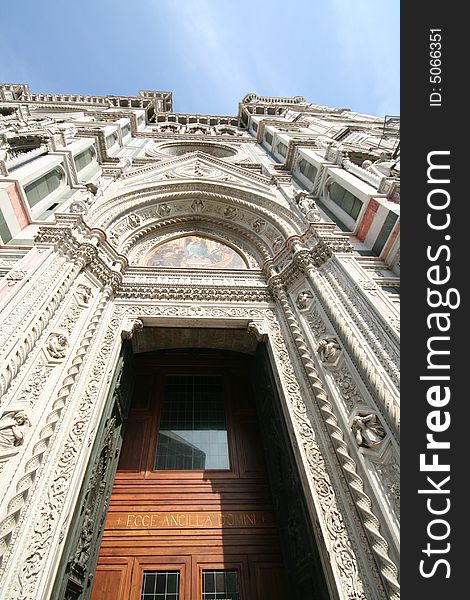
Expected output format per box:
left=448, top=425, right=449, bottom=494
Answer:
left=295, top=293, right=400, bottom=538
left=0, top=299, right=393, bottom=600
left=267, top=280, right=399, bottom=599
left=0, top=286, right=112, bottom=568
left=293, top=256, right=400, bottom=437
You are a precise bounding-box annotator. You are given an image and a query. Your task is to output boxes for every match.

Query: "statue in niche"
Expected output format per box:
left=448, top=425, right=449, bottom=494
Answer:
left=46, top=333, right=69, bottom=359
left=0, top=411, right=30, bottom=451
left=317, top=337, right=341, bottom=364
left=351, top=413, right=386, bottom=448
left=296, top=290, right=313, bottom=310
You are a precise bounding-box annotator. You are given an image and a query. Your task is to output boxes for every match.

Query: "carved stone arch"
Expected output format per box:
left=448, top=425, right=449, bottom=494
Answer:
left=88, top=180, right=304, bottom=237
left=320, top=174, right=335, bottom=199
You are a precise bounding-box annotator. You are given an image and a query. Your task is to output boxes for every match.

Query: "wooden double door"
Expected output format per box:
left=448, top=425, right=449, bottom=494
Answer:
left=91, top=349, right=287, bottom=600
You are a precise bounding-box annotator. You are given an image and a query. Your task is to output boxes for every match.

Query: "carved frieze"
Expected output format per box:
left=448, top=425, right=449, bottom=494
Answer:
left=316, top=336, right=342, bottom=367
left=45, top=333, right=69, bottom=360
left=296, top=289, right=313, bottom=310
left=351, top=413, right=386, bottom=449
left=375, top=456, right=400, bottom=517
left=252, top=218, right=266, bottom=233
left=0, top=411, right=30, bottom=454
left=75, top=284, right=92, bottom=306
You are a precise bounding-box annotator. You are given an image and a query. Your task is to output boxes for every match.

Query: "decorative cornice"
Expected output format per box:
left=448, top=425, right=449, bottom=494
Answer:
left=121, top=150, right=269, bottom=183
left=117, top=284, right=272, bottom=304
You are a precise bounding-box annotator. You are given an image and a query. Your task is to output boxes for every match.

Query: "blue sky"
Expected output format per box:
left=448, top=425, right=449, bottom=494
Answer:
left=0, top=0, right=399, bottom=117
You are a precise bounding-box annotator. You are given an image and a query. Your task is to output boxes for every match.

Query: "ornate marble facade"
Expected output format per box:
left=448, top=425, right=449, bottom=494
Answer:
left=0, top=84, right=400, bottom=599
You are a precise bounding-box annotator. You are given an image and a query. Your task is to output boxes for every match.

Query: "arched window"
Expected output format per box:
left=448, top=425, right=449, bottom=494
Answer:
left=106, top=131, right=119, bottom=149
left=24, top=168, right=64, bottom=208
left=328, top=182, right=363, bottom=220
left=74, top=147, right=95, bottom=172
left=298, top=159, right=318, bottom=182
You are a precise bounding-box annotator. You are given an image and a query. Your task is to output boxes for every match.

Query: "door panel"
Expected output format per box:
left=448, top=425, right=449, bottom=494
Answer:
left=91, top=558, right=132, bottom=600
left=91, top=350, right=288, bottom=600
left=253, top=564, right=288, bottom=600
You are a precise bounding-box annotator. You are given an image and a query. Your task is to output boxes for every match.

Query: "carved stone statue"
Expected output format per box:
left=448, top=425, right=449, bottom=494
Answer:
left=299, top=198, right=321, bottom=222
left=117, top=157, right=133, bottom=171
left=46, top=333, right=69, bottom=359
left=317, top=337, right=341, bottom=364
left=69, top=201, right=86, bottom=214
left=293, top=190, right=309, bottom=204
left=295, top=190, right=321, bottom=222
left=108, top=230, right=120, bottom=246
left=272, top=237, right=284, bottom=253
left=0, top=411, right=30, bottom=451
left=247, top=320, right=268, bottom=342
left=193, top=160, right=204, bottom=176
left=351, top=413, right=386, bottom=448
left=362, top=154, right=400, bottom=178
left=85, top=182, right=99, bottom=196
left=71, top=509, right=94, bottom=572
left=0, top=139, right=12, bottom=162
left=296, top=290, right=313, bottom=310
left=121, top=318, right=144, bottom=340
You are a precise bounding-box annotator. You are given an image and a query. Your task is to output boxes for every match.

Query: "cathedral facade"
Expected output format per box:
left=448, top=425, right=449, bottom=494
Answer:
left=0, top=84, right=399, bottom=600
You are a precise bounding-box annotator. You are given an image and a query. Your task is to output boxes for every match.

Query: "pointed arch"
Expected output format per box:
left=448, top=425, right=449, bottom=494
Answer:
left=87, top=170, right=305, bottom=265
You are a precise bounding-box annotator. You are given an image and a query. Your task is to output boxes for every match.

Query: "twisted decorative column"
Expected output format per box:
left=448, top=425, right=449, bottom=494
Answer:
left=0, top=252, right=89, bottom=401
left=0, top=283, right=113, bottom=564
left=296, top=247, right=400, bottom=436
left=268, top=270, right=400, bottom=600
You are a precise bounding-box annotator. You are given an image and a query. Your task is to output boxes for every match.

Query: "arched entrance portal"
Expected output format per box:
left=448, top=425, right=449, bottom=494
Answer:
left=58, top=328, right=330, bottom=600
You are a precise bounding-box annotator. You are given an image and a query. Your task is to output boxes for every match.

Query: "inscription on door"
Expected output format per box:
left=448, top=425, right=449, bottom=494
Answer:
left=108, top=511, right=276, bottom=529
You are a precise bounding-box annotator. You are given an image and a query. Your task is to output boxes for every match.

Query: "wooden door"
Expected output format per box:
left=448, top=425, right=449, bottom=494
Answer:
left=91, top=349, right=287, bottom=600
